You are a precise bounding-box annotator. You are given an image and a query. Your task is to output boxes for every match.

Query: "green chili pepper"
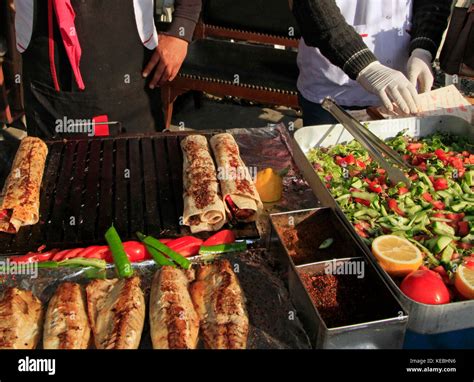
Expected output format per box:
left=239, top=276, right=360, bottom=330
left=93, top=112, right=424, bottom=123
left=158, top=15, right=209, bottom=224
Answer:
left=137, top=232, right=190, bottom=269
left=105, top=225, right=134, bottom=278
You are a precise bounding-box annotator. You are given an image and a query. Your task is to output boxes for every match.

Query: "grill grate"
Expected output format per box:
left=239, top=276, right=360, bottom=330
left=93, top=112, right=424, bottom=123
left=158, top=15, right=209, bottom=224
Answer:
left=0, top=134, right=258, bottom=255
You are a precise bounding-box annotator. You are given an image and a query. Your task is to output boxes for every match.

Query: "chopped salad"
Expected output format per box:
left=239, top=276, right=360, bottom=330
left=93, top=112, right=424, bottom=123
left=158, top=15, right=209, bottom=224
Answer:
left=307, top=132, right=474, bottom=280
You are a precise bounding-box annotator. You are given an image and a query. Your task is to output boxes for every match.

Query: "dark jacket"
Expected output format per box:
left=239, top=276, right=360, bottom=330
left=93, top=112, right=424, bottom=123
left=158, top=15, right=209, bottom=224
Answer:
left=292, top=0, right=452, bottom=79
left=163, top=0, right=202, bottom=42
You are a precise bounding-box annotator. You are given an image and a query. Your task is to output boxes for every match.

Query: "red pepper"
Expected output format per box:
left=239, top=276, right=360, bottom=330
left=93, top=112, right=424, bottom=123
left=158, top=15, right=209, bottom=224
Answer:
left=433, top=178, right=449, bottom=191
left=354, top=198, right=370, bottom=207
left=159, top=238, right=173, bottom=244
left=203, top=230, right=236, bottom=246
left=10, top=249, right=59, bottom=264
left=388, top=198, right=405, bottom=216
left=61, top=247, right=87, bottom=260
left=166, top=236, right=203, bottom=257
left=52, top=249, right=74, bottom=262
left=432, top=200, right=445, bottom=210
left=79, top=245, right=107, bottom=258
left=458, top=221, right=470, bottom=237
left=398, top=187, right=409, bottom=195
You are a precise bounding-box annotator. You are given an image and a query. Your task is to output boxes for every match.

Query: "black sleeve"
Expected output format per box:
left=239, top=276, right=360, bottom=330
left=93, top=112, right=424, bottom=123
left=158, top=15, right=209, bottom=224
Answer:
left=292, top=0, right=377, bottom=80
left=409, top=0, right=452, bottom=59
left=161, top=0, right=202, bottom=42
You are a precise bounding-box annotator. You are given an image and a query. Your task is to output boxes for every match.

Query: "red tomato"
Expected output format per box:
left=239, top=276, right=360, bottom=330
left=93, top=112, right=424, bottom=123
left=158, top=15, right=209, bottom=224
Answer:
left=203, top=230, right=236, bottom=246
left=354, top=198, right=370, bottom=207
left=434, top=149, right=448, bottom=161
left=367, top=181, right=382, bottom=194
left=458, top=221, right=470, bottom=237
left=355, top=160, right=366, bottom=169
left=446, top=212, right=465, bottom=221
left=433, top=178, right=449, bottom=191
left=407, top=143, right=423, bottom=153
left=465, top=259, right=474, bottom=270
left=448, top=156, right=464, bottom=170
left=398, top=187, right=409, bottom=195
left=422, top=192, right=433, bottom=202
left=432, top=201, right=445, bottom=210
left=400, top=269, right=451, bottom=305
left=388, top=198, right=405, bottom=216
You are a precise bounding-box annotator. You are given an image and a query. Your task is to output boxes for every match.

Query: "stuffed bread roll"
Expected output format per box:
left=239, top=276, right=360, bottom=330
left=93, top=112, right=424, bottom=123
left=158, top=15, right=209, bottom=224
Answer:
left=209, top=133, right=262, bottom=223
left=0, top=137, right=48, bottom=233
left=181, top=135, right=226, bottom=233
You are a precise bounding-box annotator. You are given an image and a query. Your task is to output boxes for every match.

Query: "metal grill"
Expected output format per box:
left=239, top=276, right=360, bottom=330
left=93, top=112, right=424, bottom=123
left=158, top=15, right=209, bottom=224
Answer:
left=0, top=134, right=258, bottom=255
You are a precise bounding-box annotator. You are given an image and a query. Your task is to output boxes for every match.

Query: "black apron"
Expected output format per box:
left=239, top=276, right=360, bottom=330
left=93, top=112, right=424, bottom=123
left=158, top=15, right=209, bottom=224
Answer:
left=22, top=0, right=164, bottom=138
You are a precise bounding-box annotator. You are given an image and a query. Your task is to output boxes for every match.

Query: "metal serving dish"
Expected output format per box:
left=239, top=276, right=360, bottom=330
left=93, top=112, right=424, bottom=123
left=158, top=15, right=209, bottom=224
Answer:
left=270, top=208, right=408, bottom=348
left=292, top=115, right=474, bottom=334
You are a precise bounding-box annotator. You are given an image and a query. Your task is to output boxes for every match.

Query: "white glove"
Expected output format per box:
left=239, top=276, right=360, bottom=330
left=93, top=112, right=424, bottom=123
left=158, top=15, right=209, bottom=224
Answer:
left=357, top=61, right=419, bottom=114
left=407, top=48, right=434, bottom=93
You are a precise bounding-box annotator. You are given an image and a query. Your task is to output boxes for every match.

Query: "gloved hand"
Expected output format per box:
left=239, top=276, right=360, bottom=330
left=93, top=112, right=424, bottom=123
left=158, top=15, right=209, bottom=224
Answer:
left=357, top=61, right=419, bottom=114
left=407, top=48, right=434, bottom=93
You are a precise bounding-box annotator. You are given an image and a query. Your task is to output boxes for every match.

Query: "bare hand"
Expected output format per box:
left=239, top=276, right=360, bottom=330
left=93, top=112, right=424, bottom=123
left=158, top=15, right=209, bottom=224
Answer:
left=142, top=34, right=188, bottom=88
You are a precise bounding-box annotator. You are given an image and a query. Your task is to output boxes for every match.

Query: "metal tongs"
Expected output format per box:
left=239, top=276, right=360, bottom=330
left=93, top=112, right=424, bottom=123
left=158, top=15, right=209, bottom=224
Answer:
left=321, top=97, right=413, bottom=188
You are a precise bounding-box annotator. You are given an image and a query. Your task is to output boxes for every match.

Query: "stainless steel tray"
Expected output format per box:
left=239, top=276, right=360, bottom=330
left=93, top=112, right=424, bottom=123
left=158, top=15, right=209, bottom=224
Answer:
left=270, top=208, right=408, bottom=348
left=291, top=115, right=474, bottom=334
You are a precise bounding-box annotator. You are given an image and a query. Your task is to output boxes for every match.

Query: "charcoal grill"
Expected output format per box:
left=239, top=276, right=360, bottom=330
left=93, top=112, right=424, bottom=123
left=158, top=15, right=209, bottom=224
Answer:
left=0, top=133, right=258, bottom=255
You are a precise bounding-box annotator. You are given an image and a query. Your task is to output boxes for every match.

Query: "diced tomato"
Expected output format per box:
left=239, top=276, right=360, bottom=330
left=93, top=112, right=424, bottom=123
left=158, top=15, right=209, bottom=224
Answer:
left=336, top=154, right=355, bottom=166
left=462, top=151, right=470, bottom=158
left=388, top=198, right=405, bottom=216
left=376, top=168, right=386, bottom=175
left=446, top=212, right=464, bottom=221
left=409, top=173, right=419, bottom=181
left=355, top=160, right=366, bottom=169
left=432, top=213, right=446, bottom=218
left=469, top=155, right=474, bottom=164
left=422, top=192, right=433, bottom=202
left=432, top=201, right=445, bottom=210
left=433, top=178, right=449, bottom=191
left=434, top=149, right=448, bottom=161
left=457, top=221, right=470, bottom=237
left=457, top=242, right=474, bottom=250
left=407, top=143, right=423, bottom=152
left=366, top=179, right=382, bottom=193
left=448, top=156, right=464, bottom=170
left=203, top=230, right=236, bottom=246
left=465, top=259, right=474, bottom=270
left=354, top=223, right=369, bottom=238
left=345, top=154, right=355, bottom=165
left=354, top=198, right=370, bottom=207
left=398, top=187, right=409, bottom=195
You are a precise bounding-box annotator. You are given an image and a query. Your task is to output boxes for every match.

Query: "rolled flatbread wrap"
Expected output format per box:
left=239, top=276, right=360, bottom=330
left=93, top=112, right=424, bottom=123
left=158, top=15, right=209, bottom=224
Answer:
left=0, top=137, right=48, bottom=233
left=181, top=135, right=226, bottom=233
left=209, top=133, right=262, bottom=223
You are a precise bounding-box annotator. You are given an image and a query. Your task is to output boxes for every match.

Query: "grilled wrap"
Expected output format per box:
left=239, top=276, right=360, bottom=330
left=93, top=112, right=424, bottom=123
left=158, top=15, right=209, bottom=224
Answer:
left=181, top=135, right=226, bottom=233
left=209, top=133, right=262, bottom=223
left=0, top=137, right=48, bottom=233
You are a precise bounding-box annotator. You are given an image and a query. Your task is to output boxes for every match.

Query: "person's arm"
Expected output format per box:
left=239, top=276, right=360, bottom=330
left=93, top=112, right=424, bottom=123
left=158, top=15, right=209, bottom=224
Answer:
left=407, top=0, right=452, bottom=93
left=162, top=0, right=202, bottom=43
left=292, top=0, right=419, bottom=113
left=143, top=0, right=202, bottom=88
left=292, top=0, right=377, bottom=80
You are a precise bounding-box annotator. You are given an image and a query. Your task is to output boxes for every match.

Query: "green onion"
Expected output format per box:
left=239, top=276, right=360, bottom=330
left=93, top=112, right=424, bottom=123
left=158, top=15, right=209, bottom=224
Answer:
left=105, top=225, right=134, bottom=278
left=198, top=242, right=247, bottom=255
left=319, top=238, right=334, bottom=249
left=59, top=258, right=107, bottom=269
left=136, top=232, right=190, bottom=269
left=37, top=261, right=60, bottom=269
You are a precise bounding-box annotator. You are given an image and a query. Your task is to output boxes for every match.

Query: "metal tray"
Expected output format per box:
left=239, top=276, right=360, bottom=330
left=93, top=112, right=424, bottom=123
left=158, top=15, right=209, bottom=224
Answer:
left=270, top=208, right=408, bottom=348
left=292, top=115, right=474, bottom=334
